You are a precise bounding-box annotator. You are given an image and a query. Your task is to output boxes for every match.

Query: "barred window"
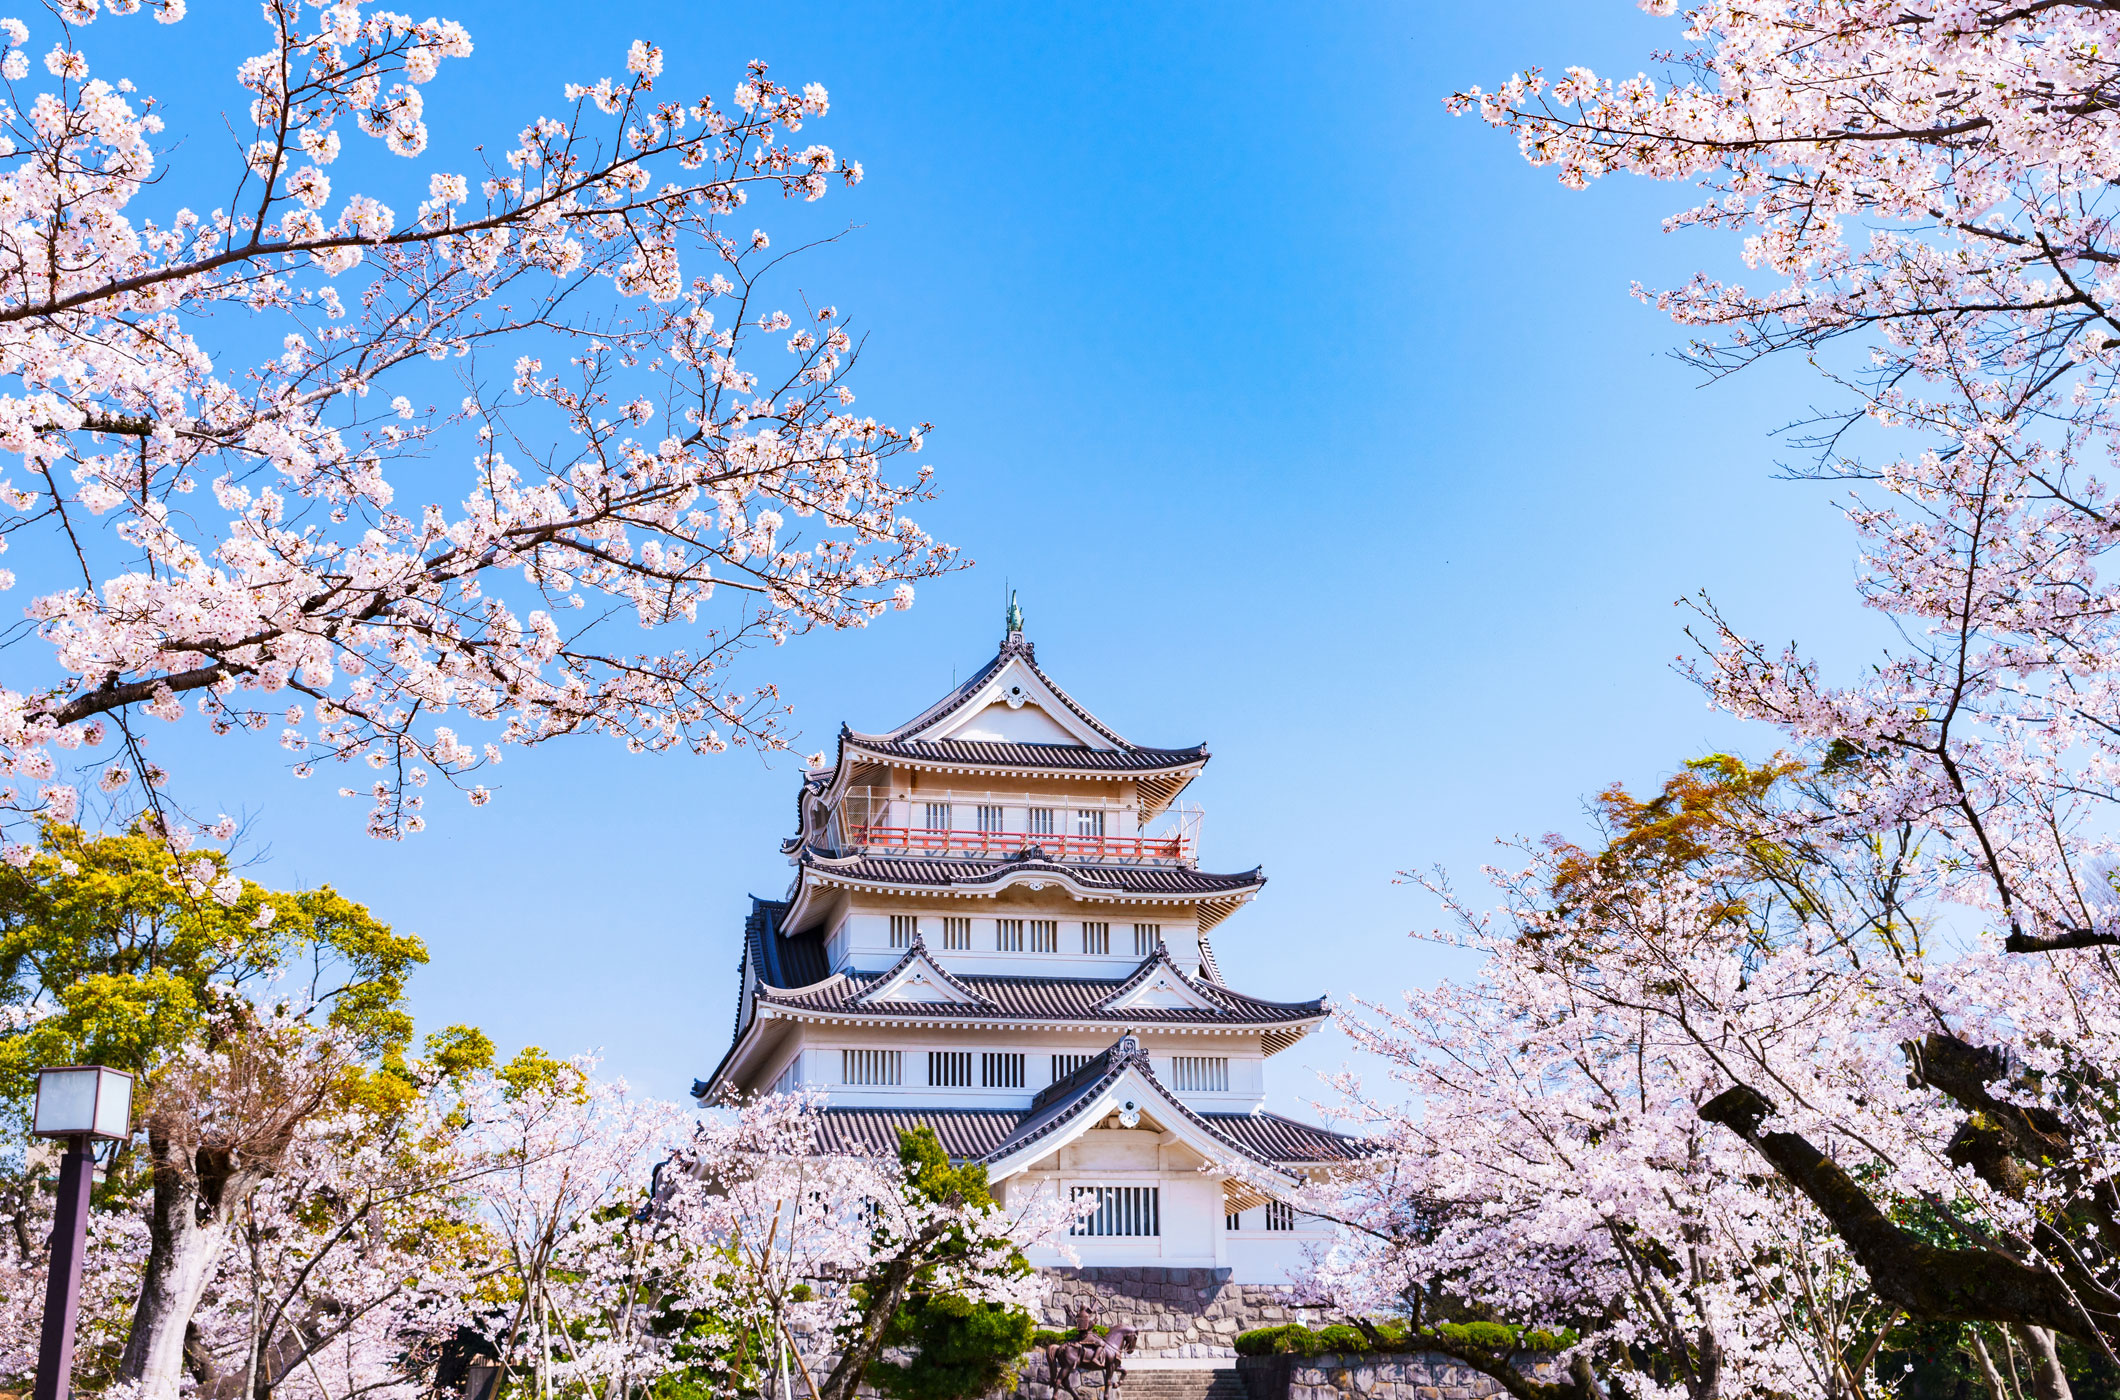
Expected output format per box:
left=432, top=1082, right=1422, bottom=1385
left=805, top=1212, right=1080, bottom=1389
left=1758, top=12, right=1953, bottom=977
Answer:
left=977, top=805, right=1005, bottom=833
left=1072, top=1185, right=1159, bottom=1237
left=1133, top=923, right=1161, bottom=956
left=982, top=1052, right=1025, bottom=1089
left=1081, top=921, right=1110, bottom=955
left=1028, top=807, right=1055, bottom=836
left=1172, top=1056, right=1229, bottom=1092
left=1265, top=1201, right=1296, bottom=1232
left=842, top=1049, right=901, bottom=1086
left=942, top=916, right=971, bottom=950
left=924, top=802, right=952, bottom=830
left=997, top=918, right=1025, bottom=952
left=928, top=1051, right=973, bottom=1088
left=1030, top=919, right=1058, bottom=953
left=770, top=1058, right=802, bottom=1095
left=1225, top=1211, right=1242, bottom=1231
left=1051, top=1053, right=1094, bottom=1082
left=1076, top=809, right=1106, bottom=838
left=890, top=915, right=917, bottom=949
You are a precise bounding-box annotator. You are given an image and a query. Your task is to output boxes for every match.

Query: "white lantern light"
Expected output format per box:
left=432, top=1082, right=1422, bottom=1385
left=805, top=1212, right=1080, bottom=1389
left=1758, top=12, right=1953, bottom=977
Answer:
left=32, top=1066, right=134, bottom=1141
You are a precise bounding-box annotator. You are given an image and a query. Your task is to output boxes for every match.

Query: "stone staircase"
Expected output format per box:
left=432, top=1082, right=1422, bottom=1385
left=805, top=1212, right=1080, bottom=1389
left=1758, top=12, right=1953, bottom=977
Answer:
left=1105, top=1369, right=1248, bottom=1400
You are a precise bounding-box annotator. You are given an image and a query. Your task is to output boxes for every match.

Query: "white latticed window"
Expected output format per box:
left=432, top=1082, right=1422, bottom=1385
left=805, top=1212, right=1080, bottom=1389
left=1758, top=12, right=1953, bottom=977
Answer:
left=770, top=1058, right=802, bottom=1095
left=982, top=1052, right=1024, bottom=1088
left=1030, top=920, right=1058, bottom=953
left=1133, top=923, right=1161, bottom=956
left=1076, top=809, right=1105, bottom=838
left=929, top=1051, right=973, bottom=1088
left=843, top=1049, right=901, bottom=1086
left=1265, top=1201, right=1296, bottom=1232
left=1082, top=921, right=1110, bottom=954
left=924, top=802, right=952, bottom=831
left=1029, top=807, right=1055, bottom=836
left=997, top=918, right=1025, bottom=952
left=1051, top=1053, right=1094, bottom=1081
left=942, top=917, right=971, bottom=950
left=1172, top=1056, right=1229, bottom=1092
left=977, top=805, right=1005, bottom=833
left=1072, top=1185, right=1160, bottom=1237
left=890, top=915, right=917, bottom=949
left=1225, top=1212, right=1242, bottom=1231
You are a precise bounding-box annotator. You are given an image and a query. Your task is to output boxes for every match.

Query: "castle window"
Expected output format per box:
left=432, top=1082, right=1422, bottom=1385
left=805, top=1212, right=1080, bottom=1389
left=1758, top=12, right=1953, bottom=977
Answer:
left=842, top=1049, right=901, bottom=1087
left=1082, top=922, right=1110, bottom=955
left=1072, top=1185, right=1160, bottom=1237
left=1265, top=1201, right=1296, bottom=1232
left=929, top=1051, right=973, bottom=1088
left=942, top=917, right=971, bottom=950
left=1030, top=919, right=1058, bottom=953
left=977, top=805, right=1005, bottom=833
left=982, top=1052, right=1024, bottom=1089
left=1076, top=809, right=1106, bottom=838
left=889, top=915, right=916, bottom=949
left=1133, top=923, right=1161, bottom=956
left=1028, top=807, right=1055, bottom=837
left=1225, top=1212, right=1242, bottom=1231
left=1052, top=1053, right=1094, bottom=1082
left=924, top=802, right=952, bottom=831
left=1172, top=1056, right=1229, bottom=1092
left=770, top=1058, right=802, bottom=1095
left=997, top=919, right=1025, bottom=952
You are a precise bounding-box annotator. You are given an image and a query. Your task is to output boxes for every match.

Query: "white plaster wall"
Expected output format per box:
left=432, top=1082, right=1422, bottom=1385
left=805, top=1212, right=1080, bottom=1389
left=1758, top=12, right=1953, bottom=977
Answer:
left=767, top=1025, right=1270, bottom=1110
left=828, top=908, right=1205, bottom=978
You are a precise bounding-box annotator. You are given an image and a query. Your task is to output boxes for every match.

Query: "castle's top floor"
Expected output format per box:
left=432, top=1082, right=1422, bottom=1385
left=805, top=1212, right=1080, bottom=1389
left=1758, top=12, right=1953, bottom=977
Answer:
left=787, top=628, right=1209, bottom=868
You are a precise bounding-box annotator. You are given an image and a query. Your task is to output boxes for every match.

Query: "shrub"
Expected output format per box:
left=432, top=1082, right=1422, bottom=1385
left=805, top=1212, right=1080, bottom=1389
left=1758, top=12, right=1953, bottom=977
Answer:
left=1233, top=1320, right=1580, bottom=1358
left=1234, top=1324, right=1319, bottom=1356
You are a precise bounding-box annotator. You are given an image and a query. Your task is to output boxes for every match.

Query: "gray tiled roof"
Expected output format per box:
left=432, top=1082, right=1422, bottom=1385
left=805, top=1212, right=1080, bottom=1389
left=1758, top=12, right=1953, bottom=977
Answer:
left=1207, top=1113, right=1368, bottom=1163
left=842, top=734, right=1208, bottom=773
left=800, top=851, right=1264, bottom=898
left=756, top=964, right=1323, bottom=1026
left=809, top=1102, right=1360, bottom=1168
left=813, top=1108, right=1024, bottom=1159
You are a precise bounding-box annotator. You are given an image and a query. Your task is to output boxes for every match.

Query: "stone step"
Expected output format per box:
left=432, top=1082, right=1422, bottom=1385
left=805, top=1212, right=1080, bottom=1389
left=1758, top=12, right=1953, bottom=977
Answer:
left=1051, top=1369, right=1245, bottom=1400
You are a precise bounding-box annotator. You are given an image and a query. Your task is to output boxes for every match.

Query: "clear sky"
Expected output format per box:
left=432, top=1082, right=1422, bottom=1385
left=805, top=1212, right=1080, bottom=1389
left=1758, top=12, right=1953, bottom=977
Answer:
left=82, top=2, right=1885, bottom=1115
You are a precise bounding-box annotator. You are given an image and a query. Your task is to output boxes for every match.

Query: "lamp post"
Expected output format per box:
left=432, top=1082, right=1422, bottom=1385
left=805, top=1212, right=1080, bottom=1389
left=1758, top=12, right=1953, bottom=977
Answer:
left=31, top=1065, right=133, bottom=1400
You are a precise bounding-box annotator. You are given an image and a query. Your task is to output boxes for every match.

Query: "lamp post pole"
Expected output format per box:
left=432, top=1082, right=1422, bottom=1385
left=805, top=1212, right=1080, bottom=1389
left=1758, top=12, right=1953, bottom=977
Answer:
left=33, top=1132, right=94, bottom=1400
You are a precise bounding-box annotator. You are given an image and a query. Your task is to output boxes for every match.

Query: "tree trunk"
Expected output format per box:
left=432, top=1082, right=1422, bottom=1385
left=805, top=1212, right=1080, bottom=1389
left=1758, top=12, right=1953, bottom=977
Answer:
left=119, top=1139, right=258, bottom=1400
left=2013, top=1326, right=2073, bottom=1400
left=1970, top=1330, right=2014, bottom=1400
left=119, top=1182, right=235, bottom=1400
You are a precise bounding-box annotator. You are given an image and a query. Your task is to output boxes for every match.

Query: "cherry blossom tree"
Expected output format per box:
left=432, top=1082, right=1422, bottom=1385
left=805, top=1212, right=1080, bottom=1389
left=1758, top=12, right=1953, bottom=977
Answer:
left=0, top=0, right=953, bottom=844
left=1430, top=0, right=2120, bottom=1374
left=1304, top=762, right=1924, bottom=1397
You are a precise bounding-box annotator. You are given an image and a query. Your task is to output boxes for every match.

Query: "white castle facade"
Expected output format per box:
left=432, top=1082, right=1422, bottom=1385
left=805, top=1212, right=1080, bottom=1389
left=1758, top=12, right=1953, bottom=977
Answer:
left=696, top=617, right=1356, bottom=1282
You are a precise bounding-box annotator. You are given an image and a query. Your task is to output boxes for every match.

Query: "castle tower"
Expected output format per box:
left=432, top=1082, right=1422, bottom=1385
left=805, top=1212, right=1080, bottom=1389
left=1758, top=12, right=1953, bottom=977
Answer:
left=696, top=611, right=1357, bottom=1282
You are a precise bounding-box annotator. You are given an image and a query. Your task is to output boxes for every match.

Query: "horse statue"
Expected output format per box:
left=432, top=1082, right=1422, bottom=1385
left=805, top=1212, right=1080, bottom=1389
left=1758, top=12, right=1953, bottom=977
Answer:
left=1044, top=1307, right=1139, bottom=1399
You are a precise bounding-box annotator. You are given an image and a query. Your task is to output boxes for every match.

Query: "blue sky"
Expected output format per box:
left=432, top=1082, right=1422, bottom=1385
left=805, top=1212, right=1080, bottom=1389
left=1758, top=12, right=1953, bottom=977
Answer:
left=82, top=2, right=1884, bottom=1114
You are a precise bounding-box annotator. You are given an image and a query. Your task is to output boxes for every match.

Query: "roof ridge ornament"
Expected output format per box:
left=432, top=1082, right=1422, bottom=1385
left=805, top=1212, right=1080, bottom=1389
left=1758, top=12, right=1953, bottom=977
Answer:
left=1005, top=588, right=1024, bottom=641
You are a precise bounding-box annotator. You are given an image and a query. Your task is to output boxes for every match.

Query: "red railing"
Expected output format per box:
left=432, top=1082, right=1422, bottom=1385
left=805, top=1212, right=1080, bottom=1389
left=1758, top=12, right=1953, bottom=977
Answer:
left=851, top=825, right=1190, bottom=864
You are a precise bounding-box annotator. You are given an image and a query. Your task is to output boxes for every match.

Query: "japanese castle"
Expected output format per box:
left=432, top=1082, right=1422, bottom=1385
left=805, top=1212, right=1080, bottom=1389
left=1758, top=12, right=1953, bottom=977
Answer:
left=696, top=609, right=1357, bottom=1279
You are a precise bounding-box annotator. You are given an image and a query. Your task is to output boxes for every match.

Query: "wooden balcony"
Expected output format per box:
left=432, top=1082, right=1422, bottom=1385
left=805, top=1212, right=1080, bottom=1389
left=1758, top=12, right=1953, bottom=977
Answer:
left=850, top=824, right=1192, bottom=865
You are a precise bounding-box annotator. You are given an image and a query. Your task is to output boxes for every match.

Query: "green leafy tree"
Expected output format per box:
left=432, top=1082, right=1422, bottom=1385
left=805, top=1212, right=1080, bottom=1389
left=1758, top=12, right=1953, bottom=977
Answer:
left=863, top=1128, right=1037, bottom=1400
left=0, top=820, right=429, bottom=1124
left=0, top=822, right=434, bottom=1400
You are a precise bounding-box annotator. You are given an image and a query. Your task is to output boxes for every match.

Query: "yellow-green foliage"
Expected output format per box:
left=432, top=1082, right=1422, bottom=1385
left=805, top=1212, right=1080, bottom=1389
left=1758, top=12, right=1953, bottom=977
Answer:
left=0, top=821, right=425, bottom=1134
